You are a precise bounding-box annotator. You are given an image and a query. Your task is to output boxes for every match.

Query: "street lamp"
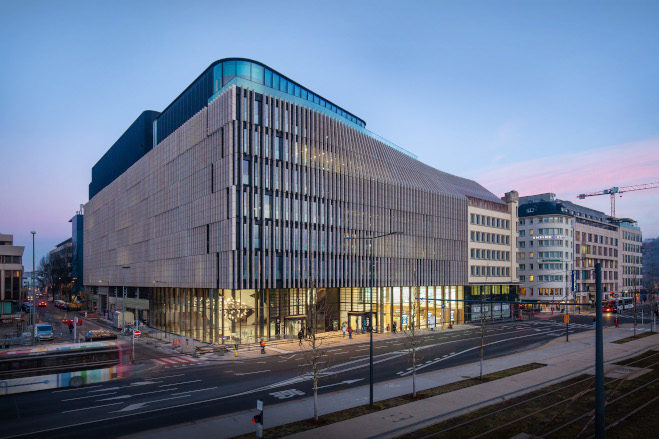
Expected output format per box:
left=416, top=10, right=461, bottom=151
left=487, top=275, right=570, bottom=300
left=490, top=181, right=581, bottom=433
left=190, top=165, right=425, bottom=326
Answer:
left=121, top=266, right=130, bottom=330
left=345, top=230, right=401, bottom=408
left=30, top=231, right=36, bottom=328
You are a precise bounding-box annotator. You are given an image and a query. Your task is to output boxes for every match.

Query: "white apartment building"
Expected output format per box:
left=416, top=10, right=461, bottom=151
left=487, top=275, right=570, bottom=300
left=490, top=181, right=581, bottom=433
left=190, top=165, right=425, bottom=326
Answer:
left=517, top=193, right=643, bottom=307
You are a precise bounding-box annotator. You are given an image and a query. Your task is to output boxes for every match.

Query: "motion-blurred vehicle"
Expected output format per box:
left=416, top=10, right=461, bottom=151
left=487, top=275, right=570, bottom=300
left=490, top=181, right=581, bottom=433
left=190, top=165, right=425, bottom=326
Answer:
left=33, top=323, right=54, bottom=341
left=0, top=341, right=130, bottom=395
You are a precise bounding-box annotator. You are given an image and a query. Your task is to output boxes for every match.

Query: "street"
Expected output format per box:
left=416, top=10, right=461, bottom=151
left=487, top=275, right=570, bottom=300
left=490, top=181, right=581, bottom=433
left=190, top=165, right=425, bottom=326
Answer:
left=3, top=311, right=648, bottom=439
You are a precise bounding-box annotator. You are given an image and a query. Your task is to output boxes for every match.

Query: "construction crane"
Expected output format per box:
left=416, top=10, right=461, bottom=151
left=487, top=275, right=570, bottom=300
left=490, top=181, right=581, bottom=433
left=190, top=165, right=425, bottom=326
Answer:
left=577, top=182, right=659, bottom=217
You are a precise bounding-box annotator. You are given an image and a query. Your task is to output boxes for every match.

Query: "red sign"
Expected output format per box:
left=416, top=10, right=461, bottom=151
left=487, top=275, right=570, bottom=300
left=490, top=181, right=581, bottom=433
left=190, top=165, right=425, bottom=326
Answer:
left=133, top=330, right=141, bottom=338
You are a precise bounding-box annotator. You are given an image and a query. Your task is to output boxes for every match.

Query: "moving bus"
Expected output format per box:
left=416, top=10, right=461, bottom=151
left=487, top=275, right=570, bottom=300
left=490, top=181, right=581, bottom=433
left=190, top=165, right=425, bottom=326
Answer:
left=602, top=297, right=634, bottom=313
left=0, top=341, right=129, bottom=395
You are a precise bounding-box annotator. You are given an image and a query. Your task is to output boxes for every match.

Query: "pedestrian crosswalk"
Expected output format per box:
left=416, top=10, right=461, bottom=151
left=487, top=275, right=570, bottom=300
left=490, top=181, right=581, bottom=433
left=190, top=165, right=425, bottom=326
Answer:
left=151, top=355, right=205, bottom=367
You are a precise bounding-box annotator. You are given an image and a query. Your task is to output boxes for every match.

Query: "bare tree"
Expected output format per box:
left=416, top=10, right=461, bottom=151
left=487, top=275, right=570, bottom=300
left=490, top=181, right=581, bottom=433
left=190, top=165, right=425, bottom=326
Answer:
left=401, top=287, right=422, bottom=398
left=298, top=286, right=339, bottom=421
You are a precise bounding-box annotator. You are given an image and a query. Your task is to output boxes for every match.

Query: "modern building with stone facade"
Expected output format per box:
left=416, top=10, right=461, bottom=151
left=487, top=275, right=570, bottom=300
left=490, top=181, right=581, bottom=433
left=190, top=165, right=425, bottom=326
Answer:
left=84, top=58, right=518, bottom=344
left=517, top=193, right=643, bottom=308
left=0, top=233, right=24, bottom=315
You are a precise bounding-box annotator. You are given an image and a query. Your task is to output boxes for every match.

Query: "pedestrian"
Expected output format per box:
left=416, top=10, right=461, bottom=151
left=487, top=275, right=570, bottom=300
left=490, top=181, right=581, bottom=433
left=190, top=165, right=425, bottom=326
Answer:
left=392, top=321, right=397, bottom=334
left=306, top=325, right=312, bottom=339
left=260, top=338, right=266, bottom=354
left=614, top=317, right=619, bottom=328
left=68, top=322, right=74, bottom=335
left=342, top=324, right=346, bottom=338
left=347, top=325, right=353, bottom=339
left=592, top=317, right=596, bottom=328
left=298, top=330, right=303, bottom=346
left=386, top=323, right=390, bottom=332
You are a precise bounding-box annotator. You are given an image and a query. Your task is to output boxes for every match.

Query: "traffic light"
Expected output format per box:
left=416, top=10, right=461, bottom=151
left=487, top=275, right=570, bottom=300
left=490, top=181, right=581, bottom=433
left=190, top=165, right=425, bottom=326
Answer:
left=253, top=399, right=264, bottom=438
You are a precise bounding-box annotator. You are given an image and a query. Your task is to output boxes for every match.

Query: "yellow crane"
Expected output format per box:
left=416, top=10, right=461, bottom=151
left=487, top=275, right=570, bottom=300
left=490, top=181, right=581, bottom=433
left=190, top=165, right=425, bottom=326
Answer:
left=577, top=182, right=659, bottom=217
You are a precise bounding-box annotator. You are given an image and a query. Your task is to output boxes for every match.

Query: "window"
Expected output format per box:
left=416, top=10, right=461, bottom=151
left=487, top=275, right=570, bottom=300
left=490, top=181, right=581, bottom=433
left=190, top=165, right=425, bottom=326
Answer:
left=242, top=160, right=250, bottom=185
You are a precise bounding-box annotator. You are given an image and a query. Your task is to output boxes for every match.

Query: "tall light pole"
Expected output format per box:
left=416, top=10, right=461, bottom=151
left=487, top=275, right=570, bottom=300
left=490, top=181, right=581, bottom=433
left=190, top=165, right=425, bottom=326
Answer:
left=121, top=266, right=130, bottom=330
left=30, top=231, right=36, bottom=328
left=345, top=230, right=401, bottom=408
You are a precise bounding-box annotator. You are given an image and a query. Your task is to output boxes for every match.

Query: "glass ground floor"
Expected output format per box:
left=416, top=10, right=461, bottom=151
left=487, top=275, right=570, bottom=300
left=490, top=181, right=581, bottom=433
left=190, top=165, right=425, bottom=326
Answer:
left=149, top=285, right=475, bottom=345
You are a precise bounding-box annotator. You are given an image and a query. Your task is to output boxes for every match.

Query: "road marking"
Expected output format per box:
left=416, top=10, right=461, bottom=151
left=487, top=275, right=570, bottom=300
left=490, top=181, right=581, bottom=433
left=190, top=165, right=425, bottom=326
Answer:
left=170, top=386, right=217, bottom=396
left=270, top=388, right=305, bottom=399
left=97, top=388, right=176, bottom=401
left=88, top=386, right=122, bottom=393
left=62, top=392, right=118, bottom=402
left=112, top=394, right=192, bottom=413
left=61, top=401, right=125, bottom=413
left=52, top=384, right=103, bottom=393
left=159, top=380, right=201, bottom=387
left=153, top=373, right=185, bottom=380
left=235, top=369, right=271, bottom=376
left=318, top=379, right=364, bottom=389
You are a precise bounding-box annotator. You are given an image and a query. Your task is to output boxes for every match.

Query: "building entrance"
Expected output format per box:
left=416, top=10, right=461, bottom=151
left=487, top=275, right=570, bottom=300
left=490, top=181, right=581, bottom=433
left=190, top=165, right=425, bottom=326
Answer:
left=348, top=311, right=376, bottom=334
left=284, top=315, right=307, bottom=339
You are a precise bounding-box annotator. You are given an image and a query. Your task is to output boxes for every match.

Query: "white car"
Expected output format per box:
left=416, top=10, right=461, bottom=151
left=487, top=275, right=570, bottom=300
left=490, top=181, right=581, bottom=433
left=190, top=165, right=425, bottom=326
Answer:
left=34, top=323, right=54, bottom=341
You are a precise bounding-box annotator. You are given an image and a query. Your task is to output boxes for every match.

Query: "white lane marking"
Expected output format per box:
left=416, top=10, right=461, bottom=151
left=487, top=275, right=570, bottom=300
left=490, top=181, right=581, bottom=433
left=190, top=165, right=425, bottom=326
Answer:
left=62, top=392, right=117, bottom=402
left=130, top=381, right=160, bottom=387
left=61, top=401, right=125, bottom=413
left=153, top=373, right=185, bottom=380
left=88, top=387, right=121, bottom=393
left=96, top=388, right=177, bottom=401
left=113, top=394, right=192, bottom=412
left=159, top=380, right=201, bottom=387
left=235, top=369, right=271, bottom=376
left=318, top=379, right=364, bottom=389
left=52, top=384, right=103, bottom=393
left=397, top=328, right=559, bottom=377
left=170, top=386, right=217, bottom=396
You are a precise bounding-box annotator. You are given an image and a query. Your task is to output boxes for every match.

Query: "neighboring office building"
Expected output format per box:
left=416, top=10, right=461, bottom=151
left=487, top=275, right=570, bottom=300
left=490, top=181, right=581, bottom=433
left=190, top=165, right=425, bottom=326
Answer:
left=466, top=190, right=519, bottom=321
left=642, top=238, right=659, bottom=292
left=517, top=196, right=575, bottom=308
left=84, top=58, right=517, bottom=344
left=0, top=233, right=24, bottom=315
left=614, top=219, right=643, bottom=294
left=70, top=209, right=84, bottom=295
left=518, top=193, right=642, bottom=307
left=49, top=238, right=73, bottom=298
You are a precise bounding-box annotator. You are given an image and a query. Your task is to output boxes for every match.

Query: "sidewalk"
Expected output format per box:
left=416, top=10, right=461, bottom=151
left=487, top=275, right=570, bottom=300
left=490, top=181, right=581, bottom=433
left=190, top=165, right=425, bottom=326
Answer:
left=121, top=323, right=657, bottom=439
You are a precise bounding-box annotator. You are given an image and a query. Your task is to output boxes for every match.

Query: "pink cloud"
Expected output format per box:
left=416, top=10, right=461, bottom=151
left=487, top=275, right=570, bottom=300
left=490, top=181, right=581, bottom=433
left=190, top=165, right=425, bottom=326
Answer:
left=473, top=138, right=659, bottom=238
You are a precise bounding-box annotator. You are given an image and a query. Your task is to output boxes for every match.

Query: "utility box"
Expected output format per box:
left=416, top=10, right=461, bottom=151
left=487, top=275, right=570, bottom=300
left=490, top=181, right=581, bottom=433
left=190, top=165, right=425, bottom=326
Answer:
left=113, top=311, right=134, bottom=329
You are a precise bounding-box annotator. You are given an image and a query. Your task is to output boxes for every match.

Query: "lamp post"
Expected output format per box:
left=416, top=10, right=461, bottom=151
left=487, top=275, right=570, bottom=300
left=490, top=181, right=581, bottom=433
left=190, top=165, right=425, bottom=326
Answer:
left=345, top=230, right=401, bottom=408
left=30, top=231, right=36, bottom=328
left=121, top=266, right=130, bottom=331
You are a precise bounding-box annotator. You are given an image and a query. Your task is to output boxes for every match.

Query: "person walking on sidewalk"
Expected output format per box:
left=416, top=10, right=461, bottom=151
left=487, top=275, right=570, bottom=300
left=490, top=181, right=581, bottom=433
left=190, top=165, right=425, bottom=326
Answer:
left=298, top=330, right=304, bottom=346
left=260, top=338, right=266, bottom=354
left=342, top=323, right=346, bottom=338
left=347, top=325, right=353, bottom=339
left=615, top=317, right=619, bottom=328
left=392, top=321, right=397, bottom=334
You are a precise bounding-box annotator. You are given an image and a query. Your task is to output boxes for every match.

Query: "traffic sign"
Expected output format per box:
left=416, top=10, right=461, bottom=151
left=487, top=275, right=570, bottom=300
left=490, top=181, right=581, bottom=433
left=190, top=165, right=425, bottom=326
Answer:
left=133, top=330, right=141, bottom=338
left=563, top=314, right=570, bottom=324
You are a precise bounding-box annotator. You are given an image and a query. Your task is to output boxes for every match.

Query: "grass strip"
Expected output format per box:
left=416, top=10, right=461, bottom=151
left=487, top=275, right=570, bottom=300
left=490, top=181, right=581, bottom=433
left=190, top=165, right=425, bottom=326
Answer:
left=399, top=351, right=659, bottom=439
left=612, top=331, right=656, bottom=344
left=232, top=362, right=545, bottom=439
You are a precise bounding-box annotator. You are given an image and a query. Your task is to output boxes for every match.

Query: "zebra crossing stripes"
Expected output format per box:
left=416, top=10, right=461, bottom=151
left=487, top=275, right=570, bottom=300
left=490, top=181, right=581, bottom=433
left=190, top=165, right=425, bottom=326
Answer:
left=152, top=356, right=203, bottom=366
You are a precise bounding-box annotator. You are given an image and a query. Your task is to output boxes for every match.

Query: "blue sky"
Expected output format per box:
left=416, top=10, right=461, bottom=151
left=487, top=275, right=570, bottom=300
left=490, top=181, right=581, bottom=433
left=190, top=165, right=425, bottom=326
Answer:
left=1, top=0, right=658, bottom=263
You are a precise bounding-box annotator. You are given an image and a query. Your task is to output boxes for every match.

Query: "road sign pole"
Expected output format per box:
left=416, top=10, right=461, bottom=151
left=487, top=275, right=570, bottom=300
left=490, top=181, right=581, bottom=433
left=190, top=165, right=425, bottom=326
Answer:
left=595, top=263, right=605, bottom=439
left=132, top=329, right=135, bottom=363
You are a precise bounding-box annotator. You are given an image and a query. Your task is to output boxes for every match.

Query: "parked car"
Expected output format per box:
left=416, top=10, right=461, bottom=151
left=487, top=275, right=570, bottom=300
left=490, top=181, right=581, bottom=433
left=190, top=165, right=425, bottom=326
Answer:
left=54, top=300, right=66, bottom=309
left=21, top=302, right=33, bottom=313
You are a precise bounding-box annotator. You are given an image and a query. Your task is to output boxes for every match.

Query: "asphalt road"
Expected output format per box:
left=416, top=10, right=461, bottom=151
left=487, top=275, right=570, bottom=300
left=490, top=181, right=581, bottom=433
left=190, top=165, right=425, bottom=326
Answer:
left=0, top=308, right=654, bottom=439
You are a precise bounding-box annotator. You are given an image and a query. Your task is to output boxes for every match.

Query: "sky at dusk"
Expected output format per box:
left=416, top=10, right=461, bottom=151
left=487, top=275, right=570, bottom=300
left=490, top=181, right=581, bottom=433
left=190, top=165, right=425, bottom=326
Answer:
left=1, top=0, right=658, bottom=265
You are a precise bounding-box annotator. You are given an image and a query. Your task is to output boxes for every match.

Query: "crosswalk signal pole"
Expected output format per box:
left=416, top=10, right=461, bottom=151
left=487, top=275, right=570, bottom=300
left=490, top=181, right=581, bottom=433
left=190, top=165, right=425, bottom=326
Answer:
left=252, top=399, right=264, bottom=438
